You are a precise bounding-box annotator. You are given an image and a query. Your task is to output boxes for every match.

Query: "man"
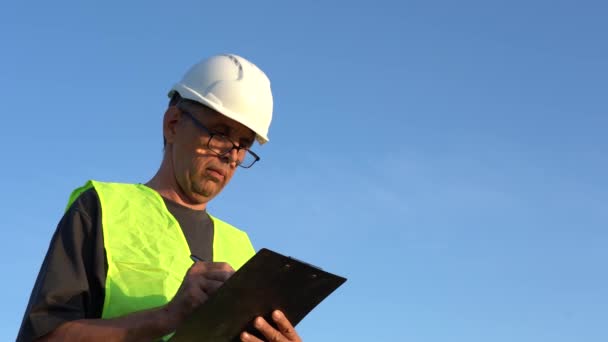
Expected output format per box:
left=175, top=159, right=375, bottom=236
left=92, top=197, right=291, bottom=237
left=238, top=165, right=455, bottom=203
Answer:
left=17, top=54, right=302, bottom=342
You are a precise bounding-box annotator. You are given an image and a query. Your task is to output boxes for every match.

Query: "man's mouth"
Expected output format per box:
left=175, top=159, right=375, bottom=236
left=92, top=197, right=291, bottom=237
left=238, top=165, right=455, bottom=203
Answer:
left=205, top=167, right=225, bottom=181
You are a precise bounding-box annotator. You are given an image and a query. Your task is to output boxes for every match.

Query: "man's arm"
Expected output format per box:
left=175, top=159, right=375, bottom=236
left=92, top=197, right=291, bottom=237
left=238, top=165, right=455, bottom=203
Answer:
left=17, top=189, right=107, bottom=341
left=36, top=259, right=235, bottom=342
left=37, top=306, right=176, bottom=342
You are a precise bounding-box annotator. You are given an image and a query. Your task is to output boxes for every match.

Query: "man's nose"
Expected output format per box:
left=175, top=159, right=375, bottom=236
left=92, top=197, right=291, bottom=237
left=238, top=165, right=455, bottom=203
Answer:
left=221, top=147, right=240, bottom=166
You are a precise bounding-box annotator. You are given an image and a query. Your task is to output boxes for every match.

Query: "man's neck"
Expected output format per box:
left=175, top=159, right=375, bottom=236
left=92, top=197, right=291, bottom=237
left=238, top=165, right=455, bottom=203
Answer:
left=146, top=154, right=208, bottom=211
left=145, top=177, right=208, bottom=211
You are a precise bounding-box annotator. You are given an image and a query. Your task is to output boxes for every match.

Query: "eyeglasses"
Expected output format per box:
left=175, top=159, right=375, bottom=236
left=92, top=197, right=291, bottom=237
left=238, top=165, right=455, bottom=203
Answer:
left=181, top=111, right=260, bottom=168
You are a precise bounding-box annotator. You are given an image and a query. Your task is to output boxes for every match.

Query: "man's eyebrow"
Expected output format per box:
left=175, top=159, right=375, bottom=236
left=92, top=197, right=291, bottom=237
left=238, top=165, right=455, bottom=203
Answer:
left=208, top=125, right=253, bottom=145
left=240, top=137, right=254, bottom=147
left=208, top=123, right=230, bottom=133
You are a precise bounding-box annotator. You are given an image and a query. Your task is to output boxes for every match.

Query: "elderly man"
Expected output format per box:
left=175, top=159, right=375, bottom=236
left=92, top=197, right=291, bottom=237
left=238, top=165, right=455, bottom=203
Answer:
left=17, top=54, right=302, bottom=342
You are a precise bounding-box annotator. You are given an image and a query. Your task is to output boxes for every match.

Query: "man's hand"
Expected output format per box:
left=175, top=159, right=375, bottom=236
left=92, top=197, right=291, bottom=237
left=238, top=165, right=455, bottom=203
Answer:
left=166, top=261, right=235, bottom=327
left=240, top=310, right=302, bottom=342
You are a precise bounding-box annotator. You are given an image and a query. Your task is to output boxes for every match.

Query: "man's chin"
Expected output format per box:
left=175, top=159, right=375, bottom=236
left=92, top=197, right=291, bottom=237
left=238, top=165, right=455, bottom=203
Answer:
left=192, top=182, right=222, bottom=201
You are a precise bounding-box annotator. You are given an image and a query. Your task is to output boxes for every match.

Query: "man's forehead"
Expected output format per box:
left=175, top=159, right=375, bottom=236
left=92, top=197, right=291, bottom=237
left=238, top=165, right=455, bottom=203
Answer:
left=181, top=101, right=256, bottom=141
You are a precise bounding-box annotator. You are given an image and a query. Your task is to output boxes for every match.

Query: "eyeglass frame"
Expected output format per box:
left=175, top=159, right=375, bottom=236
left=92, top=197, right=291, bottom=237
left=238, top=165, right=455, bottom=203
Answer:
left=180, top=110, right=261, bottom=168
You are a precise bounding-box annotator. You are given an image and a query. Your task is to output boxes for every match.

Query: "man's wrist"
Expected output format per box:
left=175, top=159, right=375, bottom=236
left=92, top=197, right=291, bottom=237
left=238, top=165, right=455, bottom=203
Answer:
left=159, top=303, right=181, bottom=333
left=119, top=305, right=180, bottom=342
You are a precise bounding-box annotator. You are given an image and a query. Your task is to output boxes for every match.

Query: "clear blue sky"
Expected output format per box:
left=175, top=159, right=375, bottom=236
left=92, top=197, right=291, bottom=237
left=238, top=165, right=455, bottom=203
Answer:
left=1, top=1, right=607, bottom=341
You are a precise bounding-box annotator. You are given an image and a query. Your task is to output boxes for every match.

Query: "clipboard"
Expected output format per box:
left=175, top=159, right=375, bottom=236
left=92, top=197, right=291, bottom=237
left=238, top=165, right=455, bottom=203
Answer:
left=170, top=248, right=347, bottom=341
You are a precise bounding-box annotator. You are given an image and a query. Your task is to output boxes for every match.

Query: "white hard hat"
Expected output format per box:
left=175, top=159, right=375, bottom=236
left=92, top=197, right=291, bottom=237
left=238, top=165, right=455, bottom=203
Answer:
left=168, top=54, right=273, bottom=144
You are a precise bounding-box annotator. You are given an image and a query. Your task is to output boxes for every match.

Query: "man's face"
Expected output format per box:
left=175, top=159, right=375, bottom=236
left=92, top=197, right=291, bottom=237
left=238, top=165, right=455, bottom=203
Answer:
left=165, top=102, right=256, bottom=205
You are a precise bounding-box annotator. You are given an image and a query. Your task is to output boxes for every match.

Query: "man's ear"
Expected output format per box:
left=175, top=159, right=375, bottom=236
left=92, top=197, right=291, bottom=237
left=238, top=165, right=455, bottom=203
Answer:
left=163, top=106, right=182, bottom=145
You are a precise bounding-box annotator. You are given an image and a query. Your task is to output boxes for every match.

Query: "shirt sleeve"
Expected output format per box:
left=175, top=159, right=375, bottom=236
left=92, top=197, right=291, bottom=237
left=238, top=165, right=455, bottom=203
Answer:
left=16, top=189, right=107, bottom=342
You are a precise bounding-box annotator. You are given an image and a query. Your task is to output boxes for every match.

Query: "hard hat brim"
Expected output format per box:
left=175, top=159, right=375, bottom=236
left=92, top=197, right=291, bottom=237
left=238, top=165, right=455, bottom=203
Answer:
left=168, top=86, right=269, bottom=145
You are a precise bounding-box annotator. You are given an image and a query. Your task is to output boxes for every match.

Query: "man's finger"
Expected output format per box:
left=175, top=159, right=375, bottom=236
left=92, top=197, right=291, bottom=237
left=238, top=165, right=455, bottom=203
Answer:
left=202, top=270, right=234, bottom=282
left=240, top=331, right=264, bottom=342
left=189, top=261, right=234, bottom=283
left=189, top=261, right=234, bottom=274
left=199, top=278, right=224, bottom=295
left=184, top=286, right=208, bottom=308
left=202, top=261, right=235, bottom=273
left=271, top=310, right=299, bottom=340
left=253, top=316, right=285, bottom=342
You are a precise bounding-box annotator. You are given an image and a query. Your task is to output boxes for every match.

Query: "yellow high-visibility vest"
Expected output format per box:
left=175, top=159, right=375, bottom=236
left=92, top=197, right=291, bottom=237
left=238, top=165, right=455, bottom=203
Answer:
left=66, top=180, right=255, bottom=322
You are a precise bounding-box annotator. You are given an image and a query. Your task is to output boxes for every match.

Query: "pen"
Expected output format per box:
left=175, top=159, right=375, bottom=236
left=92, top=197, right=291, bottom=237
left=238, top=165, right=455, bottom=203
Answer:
left=190, top=254, right=205, bottom=263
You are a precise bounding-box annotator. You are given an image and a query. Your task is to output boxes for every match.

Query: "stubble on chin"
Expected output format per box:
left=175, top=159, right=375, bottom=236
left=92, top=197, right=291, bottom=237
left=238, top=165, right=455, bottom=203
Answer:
left=191, top=177, right=221, bottom=199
